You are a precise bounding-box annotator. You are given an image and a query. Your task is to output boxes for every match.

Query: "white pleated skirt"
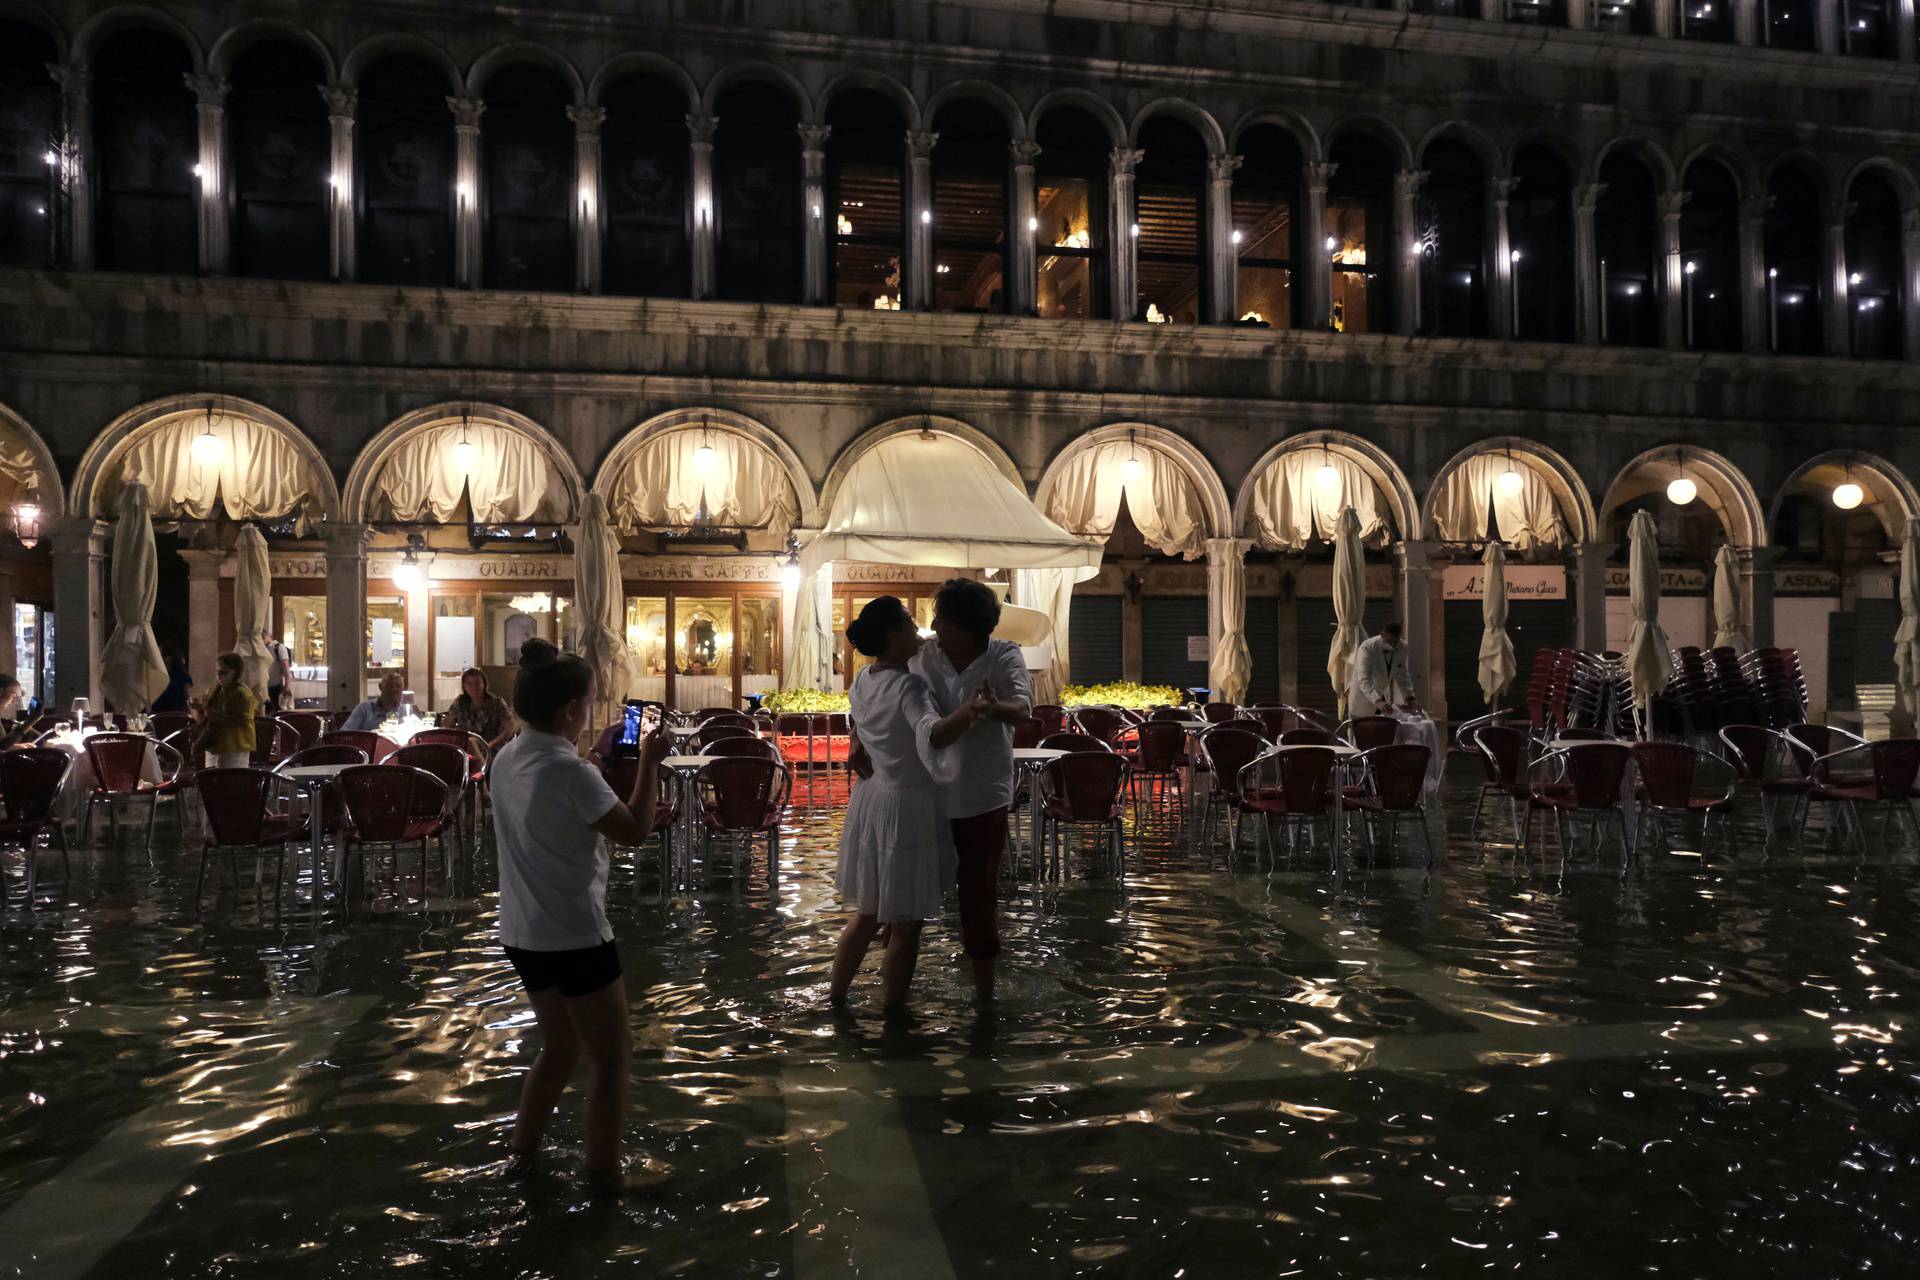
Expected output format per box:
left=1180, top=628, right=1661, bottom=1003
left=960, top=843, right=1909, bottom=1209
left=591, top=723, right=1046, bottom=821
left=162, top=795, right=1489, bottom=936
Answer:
left=836, top=780, right=955, bottom=922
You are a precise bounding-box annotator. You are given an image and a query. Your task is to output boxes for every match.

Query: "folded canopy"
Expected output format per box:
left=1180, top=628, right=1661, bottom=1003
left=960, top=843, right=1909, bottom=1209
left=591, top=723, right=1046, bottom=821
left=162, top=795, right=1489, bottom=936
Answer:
left=802, top=431, right=1102, bottom=573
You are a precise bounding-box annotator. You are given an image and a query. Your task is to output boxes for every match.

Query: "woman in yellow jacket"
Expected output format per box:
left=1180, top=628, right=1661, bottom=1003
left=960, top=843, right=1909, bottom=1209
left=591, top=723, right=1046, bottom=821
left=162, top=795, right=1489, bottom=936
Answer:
left=196, top=653, right=257, bottom=768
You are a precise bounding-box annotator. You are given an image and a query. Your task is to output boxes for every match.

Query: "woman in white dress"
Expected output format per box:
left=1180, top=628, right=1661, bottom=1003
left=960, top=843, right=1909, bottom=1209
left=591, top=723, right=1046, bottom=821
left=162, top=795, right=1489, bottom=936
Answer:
left=830, top=596, right=987, bottom=1011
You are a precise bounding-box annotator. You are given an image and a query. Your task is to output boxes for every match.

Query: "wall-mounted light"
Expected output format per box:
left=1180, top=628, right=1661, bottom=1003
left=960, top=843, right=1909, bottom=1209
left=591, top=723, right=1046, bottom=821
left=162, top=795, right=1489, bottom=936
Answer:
left=780, top=535, right=802, bottom=591
left=1324, top=235, right=1337, bottom=253
left=1027, top=215, right=1039, bottom=233
left=392, top=534, right=426, bottom=592
left=920, top=209, right=931, bottom=225
left=12, top=502, right=41, bottom=550
left=1129, top=222, right=1139, bottom=238
left=1510, top=249, right=1523, bottom=265
left=1849, top=272, right=1863, bottom=286
left=1684, top=260, right=1698, bottom=276
left=1231, top=229, right=1243, bottom=245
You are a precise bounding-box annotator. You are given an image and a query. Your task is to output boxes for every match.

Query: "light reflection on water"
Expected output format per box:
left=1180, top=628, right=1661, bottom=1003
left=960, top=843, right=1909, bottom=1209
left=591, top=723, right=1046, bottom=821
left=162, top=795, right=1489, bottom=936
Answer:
left=0, top=771, right=1915, bottom=1275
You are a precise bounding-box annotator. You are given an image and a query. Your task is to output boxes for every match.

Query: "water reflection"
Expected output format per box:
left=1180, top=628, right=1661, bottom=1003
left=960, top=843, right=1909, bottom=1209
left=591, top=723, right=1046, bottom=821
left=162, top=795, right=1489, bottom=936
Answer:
left=0, top=768, right=1915, bottom=1274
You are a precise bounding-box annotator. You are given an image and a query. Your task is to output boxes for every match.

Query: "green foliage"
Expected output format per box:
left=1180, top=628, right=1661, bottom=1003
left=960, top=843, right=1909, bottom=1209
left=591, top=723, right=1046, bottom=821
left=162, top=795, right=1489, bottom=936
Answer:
left=1059, top=681, right=1185, bottom=710
left=761, top=688, right=852, bottom=714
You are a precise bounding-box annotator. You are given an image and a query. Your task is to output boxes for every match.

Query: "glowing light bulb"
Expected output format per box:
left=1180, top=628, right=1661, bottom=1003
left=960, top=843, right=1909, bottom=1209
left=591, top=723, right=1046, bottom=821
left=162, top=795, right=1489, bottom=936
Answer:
left=191, top=424, right=223, bottom=465
left=452, top=434, right=477, bottom=468
left=392, top=558, right=422, bottom=591
left=1316, top=461, right=1342, bottom=494
left=1666, top=476, right=1698, bottom=506
left=694, top=441, right=717, bottom=472
left=1497, top=465, right=1526, bottom=499
left=1832, top=481, right=1864, bottom=511
left=1122, top=454, right=1145, bottom=483
left=780, top=560, right=802, bottom=591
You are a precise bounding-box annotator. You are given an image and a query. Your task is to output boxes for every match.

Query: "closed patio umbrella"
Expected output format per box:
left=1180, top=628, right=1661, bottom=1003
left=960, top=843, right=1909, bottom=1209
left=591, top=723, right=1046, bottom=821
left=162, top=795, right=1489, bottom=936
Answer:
left=232, top=523, right=274, bottom=703
left=100, top=481, right=169, bottom=715
left=573, top=493, right=632, bottom=724
left=1477, top=540, right=1517, bottom=709
left=1328, top=506, right=1366, bottom=718
left=1896, top=517, right=1920, bottom=723
left=1711, top=544, right=1750, bottom=653
left=1624, top=510, right=1671, bottom=734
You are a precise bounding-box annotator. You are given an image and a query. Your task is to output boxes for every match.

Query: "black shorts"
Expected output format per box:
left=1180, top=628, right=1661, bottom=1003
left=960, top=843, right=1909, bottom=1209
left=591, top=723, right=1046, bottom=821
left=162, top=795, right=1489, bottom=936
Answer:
left=504, top=940, right=622, bottom=998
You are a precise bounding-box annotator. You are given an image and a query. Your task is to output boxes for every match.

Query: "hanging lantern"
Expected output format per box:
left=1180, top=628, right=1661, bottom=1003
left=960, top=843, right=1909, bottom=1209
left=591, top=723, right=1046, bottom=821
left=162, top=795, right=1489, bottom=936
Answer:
left=1315, top=445, right=1341, bottom=495
left=13, top=502, right=40, bottom=550
left=451, top=405, right=477, bottom=469
left=191, top=403, right=223, bottom=466
left=779, top=535, right=802, bottom=591
left=391, top=535, right=424, bottom=592
left=1121, top=432, right=1145, bottom=484
left=1666, top=448, right=1697, bottom=506
left=1832, top=461, right=1865, bottom=511
left=1496, top=448, right=1526, bottom=499
left=694, top=421, right=718, bottom=473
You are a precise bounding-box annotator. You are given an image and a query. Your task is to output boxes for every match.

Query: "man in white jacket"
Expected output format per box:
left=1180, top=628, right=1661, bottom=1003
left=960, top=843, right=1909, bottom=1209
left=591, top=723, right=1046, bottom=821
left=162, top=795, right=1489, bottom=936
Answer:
left=1346, top=621, right=1418, bottom=715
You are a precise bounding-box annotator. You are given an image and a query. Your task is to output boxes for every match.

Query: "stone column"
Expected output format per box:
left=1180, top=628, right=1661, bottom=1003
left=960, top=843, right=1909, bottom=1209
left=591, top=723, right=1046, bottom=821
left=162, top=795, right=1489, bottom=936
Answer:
left=1815, top=0, right=1841, bottom=52
left=1109, top=147, right=1143, bottom=321
left=1823, top=200, right=1854, bottom=357
left=1658, top=189, right=1689, bottom=350
left=1738, top=546, right=1778, bottom=650
left=323, top=523, right=370, bottom=712
left=1572, top=541, right=1611, bottom=652
left=689, top=113, right=718, bottom=300
left=906, top=130, right=938, bottom=310
left=1393, top=540, right=1438, bottom=708
left=1566, top=0, right=1590, bottom=27
left=799, top=124, right=830, bottom=305
left=1489, top=176, right=1518, bottom=340
left=568, top=106, right=604, bottom=294
left=1734, top=0, right=1760, bottom=43
left=1902, top=205, right=1920, bottom=361
left=1305, top=161, right=1337, bottom=331
left=49, top=519, right=106, bottom=710
left=186, top=73, right=229, bottom=274
left=1900, top=0, right=1917, bottom=63
left=1573, top=182, right=1606, bottom=344
left=1652, top=0, right=1679, bottom=36
left=0, top=560, right=14, bottom=678
left=405, top=571, right=430, bottom=707
left=1207, top=154, right=1241, bottom=325
left=322, top=85, right=356, bottom=281
left=1120, top=562, right=1145, bottom=682
left=447, top=96, right=484, bottom=288
left=1739, top=195, right=1772, bottom=354
left=178, top=548, right=225, bottom=696
left=50, top=64, right=91, bottom=270
left=1394, top=169, right=1426, bottom=337
left=1009, top=140, right=1040, bottom=315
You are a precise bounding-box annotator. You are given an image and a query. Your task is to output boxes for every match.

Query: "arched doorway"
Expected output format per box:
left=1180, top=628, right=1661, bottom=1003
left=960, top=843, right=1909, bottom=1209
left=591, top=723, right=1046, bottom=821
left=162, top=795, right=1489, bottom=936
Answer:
left=0, top=400, right=66, bottom=708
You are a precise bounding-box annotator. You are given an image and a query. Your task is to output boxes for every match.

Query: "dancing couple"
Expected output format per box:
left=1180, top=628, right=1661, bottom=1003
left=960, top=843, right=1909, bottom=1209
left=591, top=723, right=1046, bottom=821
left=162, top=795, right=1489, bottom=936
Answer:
left=831, top=578, right=1033, bottom=1013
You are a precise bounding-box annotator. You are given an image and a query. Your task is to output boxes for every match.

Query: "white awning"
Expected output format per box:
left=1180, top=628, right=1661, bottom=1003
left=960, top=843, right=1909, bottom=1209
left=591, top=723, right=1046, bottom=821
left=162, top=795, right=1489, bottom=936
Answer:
left=803, top=431, right=1103, bottom=573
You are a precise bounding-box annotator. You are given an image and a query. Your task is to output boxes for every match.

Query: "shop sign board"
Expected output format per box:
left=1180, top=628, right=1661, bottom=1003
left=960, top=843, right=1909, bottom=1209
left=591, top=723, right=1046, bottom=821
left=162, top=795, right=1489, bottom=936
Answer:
left=1441, top=564, right=1566, bottom=600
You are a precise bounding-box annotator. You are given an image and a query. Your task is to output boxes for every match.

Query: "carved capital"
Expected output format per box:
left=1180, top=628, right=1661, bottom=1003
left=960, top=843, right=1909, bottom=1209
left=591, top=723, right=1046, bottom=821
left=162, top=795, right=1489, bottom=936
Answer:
left=906, top=130, right=939, bottom=160
left=1109, top=147, right=1145, bottom=176
left=1208, top=153, right=1243, bottom=184
left=1306, top=160, right=1339, bottom=192
left=47, top=62, right=88, bottom=99
left=1825, top=200, right=1857, bottom=231
left=1010, top=139, right=1042, bottom=166
left=184, top=72, right=229, bottom=107
left=320, top=84, right=357, bottom=119
left=567, top=105, right=607, bottom=137
left=1657, top=190, right=1691, bottom=220
left=1488, top=176, right=1520, bottom=203
left=446, top=96, right=486, bottom=130
left=1739, top=194, right=1775, bottom=223
left=687, top=113, right=719, bottom=145
left=320, top=521, right=373, bottom=559
left=797, top=123, right=831, bottom=153
left=1573, top=181, right=1607, bottom=213
left=1394, top=169, right=1429, bottom=201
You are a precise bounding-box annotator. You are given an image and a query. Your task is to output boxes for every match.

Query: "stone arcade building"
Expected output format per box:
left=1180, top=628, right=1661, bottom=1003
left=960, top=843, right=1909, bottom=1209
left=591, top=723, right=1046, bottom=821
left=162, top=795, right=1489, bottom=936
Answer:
left=0, top=0, right=1917, bottom=725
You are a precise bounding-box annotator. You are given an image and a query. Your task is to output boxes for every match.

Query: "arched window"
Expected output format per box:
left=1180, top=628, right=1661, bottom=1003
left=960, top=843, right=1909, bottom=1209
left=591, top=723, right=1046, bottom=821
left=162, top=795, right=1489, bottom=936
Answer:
left=229, top=41, right=330, bottom=281
left=1763, top=164, right=1823, bottom=355
left=482, top=64, right=573, bottom=293
left=356, top=53, right=454, bottom=287
left=1132, top=115, right=1207, bottom=325
left=601, top=73, right=689, bottom=298
left=1326, top=131, right=1394, bottom=335
left=0, top=22, right=58, bottom=267
left=1679, top=160, right=1740, bottom=352
left=1765, top=0, right=1816, bottom=49
left=713, top=81, right=801, bottom=304
left=1681, top=0, right=1735, bottom=41
left=929, top=99, right=1007, bottom=314
left=1596, top=150, right=1657, bottom=347
left=1034, top=106, right=1109, bottom=320
left=1845, top=171, right=1904, bottom=359
left=1508, top=145, right=1574, bottom=342
left=1233, top=123, right=1300, bottom=329
left=825, top=88, right=905, bottom=310
left=92, top=28, right=197, bottom=273
left=1842, top=0, right=1897, bottom=57
left=1418, top=139, right=1485, bottom=338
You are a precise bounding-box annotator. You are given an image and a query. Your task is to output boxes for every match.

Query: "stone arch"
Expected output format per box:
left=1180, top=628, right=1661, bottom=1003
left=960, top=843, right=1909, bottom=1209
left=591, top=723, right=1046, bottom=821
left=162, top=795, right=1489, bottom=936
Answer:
left=72, top=4, right=204, bottom=69
left=1322, top=112, right=1413, bottom=170
left=1228, top=106, right=1322, bottom=163
left=466, top=41, right=586, bottom=103
left=344, top=402, right=586, bottom=524
left=1590, top=134, right=1678, bottom=191
left=207, top=18, right=337, bottom=81
left=591, top=406, right=816, bottom=526
left=1762, top=148, right=1835, bottom=200
left=1598, top=445, right=1766, bottom=547
left=1504, top=128, right=1585, bottom=179
left=1419, top=437, right=1599, bottom=545
left=1768, top=450, right=1919, bottom=544
left=815, top=68, right=921, bottom=131
left=1233, top=430, right=1419, bottom=541
left=586, top=51, right=698, bottom=112
left=1034, top=422, right=1232, bottom=541
left=1679, top=143, right=1755, bottom=200
left=341, top=32, right=462, bottom=92
left=1128, top=98, right=1227, bottom=155
left=820, top=415, right=1023, bottom=518
left=923, top=80, right=1026, bottom=140
left=1417, top=120, right=1503, bottom=177
left=1843, top=156, right=1920, bottom=206
left=2, top=3, right=67, bottom=62
left=0, top=399, right=68, bottom=518
left=700, top=60, right=812, bottom=119
left=1026, top=88, right=1127, bottom=148
left=73, top=394, right=340, bottom=521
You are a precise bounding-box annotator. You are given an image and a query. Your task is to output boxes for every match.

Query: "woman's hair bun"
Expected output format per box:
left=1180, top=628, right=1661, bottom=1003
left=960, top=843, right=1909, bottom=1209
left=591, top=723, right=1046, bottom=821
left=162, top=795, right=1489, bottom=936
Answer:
left=519, top=637, right=560, bottom=670
left=847, top=596, right=912, bottom=658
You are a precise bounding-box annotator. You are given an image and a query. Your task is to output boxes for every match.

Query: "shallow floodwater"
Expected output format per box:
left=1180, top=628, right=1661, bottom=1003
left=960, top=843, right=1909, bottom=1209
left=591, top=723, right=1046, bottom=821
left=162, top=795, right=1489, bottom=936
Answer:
left=1, top=765, right=1916, bottom=1277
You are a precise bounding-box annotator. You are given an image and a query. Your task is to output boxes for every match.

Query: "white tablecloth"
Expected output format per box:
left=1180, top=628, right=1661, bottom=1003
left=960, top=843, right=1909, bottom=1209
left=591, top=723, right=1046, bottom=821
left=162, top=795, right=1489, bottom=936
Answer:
left=44, top=731, right=163, bottom=821
left=1390, top=714, right=1444, bottom=797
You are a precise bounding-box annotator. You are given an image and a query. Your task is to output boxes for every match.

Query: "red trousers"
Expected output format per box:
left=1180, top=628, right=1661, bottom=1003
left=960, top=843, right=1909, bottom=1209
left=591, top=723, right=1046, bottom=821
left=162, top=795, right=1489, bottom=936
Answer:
left=950, top=807, right=1008, bottom=959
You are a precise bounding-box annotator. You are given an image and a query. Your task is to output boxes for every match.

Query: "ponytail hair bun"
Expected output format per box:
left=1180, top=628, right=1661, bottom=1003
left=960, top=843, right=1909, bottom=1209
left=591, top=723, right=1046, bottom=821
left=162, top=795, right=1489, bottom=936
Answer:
left=512, top=637, right=592, bottom=729
left=847, top=595, right=914, bottom=659
left=519, top=637, right=560, bottom=670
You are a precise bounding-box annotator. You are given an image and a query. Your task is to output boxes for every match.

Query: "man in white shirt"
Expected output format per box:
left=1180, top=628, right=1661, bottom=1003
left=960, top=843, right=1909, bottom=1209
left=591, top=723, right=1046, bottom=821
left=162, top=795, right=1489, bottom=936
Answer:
left=1347, top=621, right=1418, bottom=715
left=908, top=578, right=1032, bottom=1005
left=343, top=671, right=409, bottom=732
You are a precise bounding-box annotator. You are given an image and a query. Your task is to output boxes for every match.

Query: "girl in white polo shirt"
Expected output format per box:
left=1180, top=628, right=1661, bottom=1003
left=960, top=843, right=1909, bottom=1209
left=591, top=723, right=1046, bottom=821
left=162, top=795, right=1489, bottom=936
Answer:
left=490, top=638, right=669, bottom=1195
